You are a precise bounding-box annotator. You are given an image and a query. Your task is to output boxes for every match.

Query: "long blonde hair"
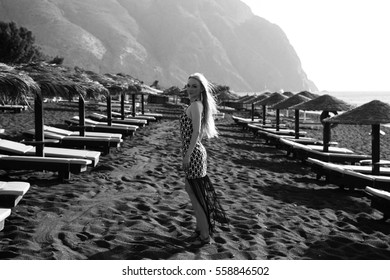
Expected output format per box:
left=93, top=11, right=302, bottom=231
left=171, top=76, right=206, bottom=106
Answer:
left=188, top=73, right=218, bottom=138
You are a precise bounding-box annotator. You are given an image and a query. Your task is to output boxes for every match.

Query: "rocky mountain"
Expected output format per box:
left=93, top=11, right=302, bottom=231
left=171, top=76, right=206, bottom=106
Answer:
left=0, top=0, right=317, bottom=92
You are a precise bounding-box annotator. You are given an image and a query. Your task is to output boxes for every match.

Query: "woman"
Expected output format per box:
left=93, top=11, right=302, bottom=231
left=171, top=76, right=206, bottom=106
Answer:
left=180, top=73, right=227, bottom=246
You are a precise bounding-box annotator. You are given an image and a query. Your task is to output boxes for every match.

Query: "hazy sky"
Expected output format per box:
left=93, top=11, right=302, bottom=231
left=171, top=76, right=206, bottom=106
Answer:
left=240, top=0, right=390, bottom=92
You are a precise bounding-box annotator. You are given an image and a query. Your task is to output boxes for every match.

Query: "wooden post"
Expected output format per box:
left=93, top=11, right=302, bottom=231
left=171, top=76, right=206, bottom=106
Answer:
left=78, top=95, right=85, bottom=137
left=107, top=95, right=112, bottom=126
left=141, top=94, right=145, bottom=114
left=121, top=93, right=125, bottom=120
left=251, top=103, right=254, bottom=121
left=276, top=109, right=280, bottom=131
left=294, top=110, right=300, bottom=139
left=323, top=122, right=331, bottom=152
left=372, top=124, right=380, bottom=175
left=34, top=94, right=44, bottom=157
left=132, top=94, right=136, bottom=117
left=262, top=105, right=266, bottom=125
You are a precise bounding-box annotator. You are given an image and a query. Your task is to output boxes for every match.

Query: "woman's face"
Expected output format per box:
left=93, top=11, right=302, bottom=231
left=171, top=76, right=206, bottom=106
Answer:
left=186, top=77, right=202, bottom=100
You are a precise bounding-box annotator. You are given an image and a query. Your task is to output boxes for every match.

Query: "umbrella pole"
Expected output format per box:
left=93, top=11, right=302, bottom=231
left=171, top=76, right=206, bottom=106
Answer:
left=276, top=109, right=280, bottom=131
left=107, top=95, right=112, bottom=126
left=121, top=93, right=125, bottom=120
left=132, top=94, right=136, bottom=117
left=34, top=94, right=44, bottom=157
left=294, top=110, right=300, bottom=139
left=141, top=94, right=145, bottom=115
left=372, top=124, right=380, bottom=175
left=78, top=96, right=86, bottom=137
left=323, top=123, right=331, bottom=152
left=262, top=105, right=266, bottom=125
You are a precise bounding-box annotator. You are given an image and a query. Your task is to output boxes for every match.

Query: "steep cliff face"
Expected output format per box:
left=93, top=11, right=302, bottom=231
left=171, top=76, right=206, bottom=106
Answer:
left=0, top=0, right=317, bottom=91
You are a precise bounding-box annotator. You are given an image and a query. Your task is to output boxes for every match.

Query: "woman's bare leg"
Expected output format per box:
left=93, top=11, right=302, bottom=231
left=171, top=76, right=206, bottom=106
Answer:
left=185, top=179, right=209, bottom=238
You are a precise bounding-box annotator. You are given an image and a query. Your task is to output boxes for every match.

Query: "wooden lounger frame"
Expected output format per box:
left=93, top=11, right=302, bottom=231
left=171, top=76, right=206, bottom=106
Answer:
left=0, top=155, right=91, bottom=180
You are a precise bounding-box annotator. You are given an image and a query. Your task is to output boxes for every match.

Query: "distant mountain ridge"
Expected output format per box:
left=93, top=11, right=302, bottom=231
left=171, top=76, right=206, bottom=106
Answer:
left=0, top=0, right=317, bottom=92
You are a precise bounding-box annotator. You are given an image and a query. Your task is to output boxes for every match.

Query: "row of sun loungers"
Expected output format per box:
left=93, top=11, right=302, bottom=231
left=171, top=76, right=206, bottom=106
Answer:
left=65, top=116, right=138, bottom=137
left=232, top=115, right=390, bottom=222
left=278, top=138, right=371, bottom=164
left=0, top=108, right=163, bottom=231
left=0, top=138, right=100, bottom=166
left=23, top=127, right=122, bottom=155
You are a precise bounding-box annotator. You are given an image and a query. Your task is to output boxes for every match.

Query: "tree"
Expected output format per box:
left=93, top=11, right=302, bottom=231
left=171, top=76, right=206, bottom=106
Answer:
left=0, top=21, right=47, bottom=64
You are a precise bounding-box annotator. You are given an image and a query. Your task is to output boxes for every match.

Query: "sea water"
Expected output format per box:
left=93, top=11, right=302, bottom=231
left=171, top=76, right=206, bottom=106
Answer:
left=325, top=91, right=390, bottom=106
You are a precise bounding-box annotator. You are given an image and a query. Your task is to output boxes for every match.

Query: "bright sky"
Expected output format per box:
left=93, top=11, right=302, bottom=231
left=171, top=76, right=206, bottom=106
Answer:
left=240, top=0, right=390, bottom=92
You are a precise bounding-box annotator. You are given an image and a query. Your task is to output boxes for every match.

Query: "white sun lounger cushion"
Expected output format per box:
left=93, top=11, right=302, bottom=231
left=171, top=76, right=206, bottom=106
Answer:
left=366, top=187, right=390, bottom=201
left=371, top=175, right=390, bottom=183
left=0, top=155, right=92, bottom=165
left=72, top=116, right=138, bottom=130
left=92, top=113, right=148, bottom=125
left=306, top=145, right=354, bottom=154
left=0, top=181, right=30, bottom=196
left=307, top=157, right=328, bottom=167
left=0, top=139, right=33, bottom=154
left=342, top=169, right=374, bottom=181
left=359, top=159, right=390, bottom=166
left=0, top=139, right=100, bottom=166
left=43, top=125, right=123, bottom=140
left=40, top=131, right=121, bottom=143
left=0, top=208, right=11, bottom=221
left=323, top=163, right=347, bottom=173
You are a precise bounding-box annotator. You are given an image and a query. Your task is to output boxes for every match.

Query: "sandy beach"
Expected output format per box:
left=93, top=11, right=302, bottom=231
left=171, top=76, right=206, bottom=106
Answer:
left=1, top=102, right=390, bottom=260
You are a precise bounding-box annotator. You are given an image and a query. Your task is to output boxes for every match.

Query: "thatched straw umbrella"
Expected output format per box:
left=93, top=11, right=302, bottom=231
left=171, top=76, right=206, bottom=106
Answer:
left=254, top=92, right=288, bottom=129
left=68, top=69, right=108, bottom=131
left=248, top=93, right=270, bottom=120
left=104, top=73, right=149, bottom=119
left=271, top=94, right=311, bottom=138
left=17, top=62, right=93, bottom=154
left=0, top=63, right=39, bottom=107
left=77, top=69, right=128, bottom=124
left=291, top=94, right=353, bottom=151
left=324, top=100, right=390, bottom=175
left=297, top=90, right=319, bottom=100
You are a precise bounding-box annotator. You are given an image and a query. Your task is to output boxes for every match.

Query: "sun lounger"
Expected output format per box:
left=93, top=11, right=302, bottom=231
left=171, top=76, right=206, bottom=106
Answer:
left=0, top=208, right=11, bottom=231
left=359, top=159, right=390, bottom=166
left=0, top=138, right=100, bottom=167
left=247, top=124, right=306, bottom=139
left=257, top=131, right=315, bottom=147
left=308, top=150, right=372, bottom=164
left=365, top=186, right=390, bottom=221
left=281, top=139, right=370, bottom=164
left=0, top=154, right=91, bottom=180
left=278, top=138, right=338, bottom=153
left=110, top=111, right=158, bottom=122
left=89, top=112, right=147, bottom=127
left=65, top=116, right=137, bottom=137
left=233, top=116, right=286, bottom=130
left=306, top=158, right=390, bottom=191
left=0, top=181, right=30, bottom=208
left=0, top=105, right=28, bottom=113
left=305, top=145, right=354, bottom=154
left=23, top=129, right=122, bottom=155
left=42, top=125, right=123, bottom=140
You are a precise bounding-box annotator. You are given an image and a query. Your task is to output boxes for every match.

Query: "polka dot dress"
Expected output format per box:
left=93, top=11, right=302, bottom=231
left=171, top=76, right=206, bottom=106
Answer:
left=180, top=111, right=207, bottom=179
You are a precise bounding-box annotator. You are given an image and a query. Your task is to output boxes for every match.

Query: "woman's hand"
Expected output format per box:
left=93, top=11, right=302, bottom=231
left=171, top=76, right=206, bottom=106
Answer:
left=182, top=153, right=190, bottom=171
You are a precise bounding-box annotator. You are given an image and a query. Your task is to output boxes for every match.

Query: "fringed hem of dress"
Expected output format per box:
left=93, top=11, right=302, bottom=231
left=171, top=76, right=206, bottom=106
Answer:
left=187, top=175, right=228, bottom=234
